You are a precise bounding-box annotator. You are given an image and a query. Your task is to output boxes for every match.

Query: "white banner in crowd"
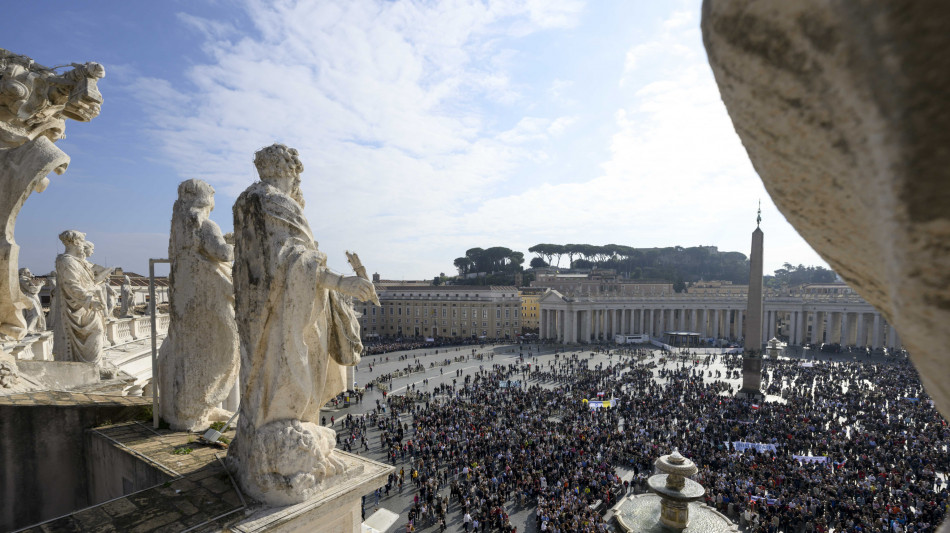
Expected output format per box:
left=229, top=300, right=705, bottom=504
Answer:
left=792, top=455, right=829, bottom=463
left=728, top=441, right=779, bottom=453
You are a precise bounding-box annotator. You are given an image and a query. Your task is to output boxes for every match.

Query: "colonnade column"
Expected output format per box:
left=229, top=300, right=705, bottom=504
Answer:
left=736, top=310, right=744, bottom=341
left=841, top=313, right=851, bottom=346
left=855, top=313, right=865, bottom=347
left=887, top=324, right=897, bottom=349
left=871, top=314, right=881, bottom=349
left=796, top=311, right=805, bottom=345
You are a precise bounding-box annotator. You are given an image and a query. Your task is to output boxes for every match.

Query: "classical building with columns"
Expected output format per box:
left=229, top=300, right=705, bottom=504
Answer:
left=538, top=289, right=901, bottom=350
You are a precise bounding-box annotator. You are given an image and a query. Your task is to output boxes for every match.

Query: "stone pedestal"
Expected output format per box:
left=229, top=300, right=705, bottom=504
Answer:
left=232, top=451, right=392, bottom=533
left=740, top=355, right=762, bottom=397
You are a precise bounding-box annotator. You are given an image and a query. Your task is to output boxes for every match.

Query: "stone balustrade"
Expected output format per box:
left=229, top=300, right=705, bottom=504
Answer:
left=0, top=331, right=54, bottom=361
left=104, top=313, right=169, bottom=347
left=3, top=314, right=171, bottom=362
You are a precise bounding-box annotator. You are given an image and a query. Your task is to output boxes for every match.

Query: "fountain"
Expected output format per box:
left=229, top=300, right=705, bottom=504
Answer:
left=609, top=449, right=737, bottom=532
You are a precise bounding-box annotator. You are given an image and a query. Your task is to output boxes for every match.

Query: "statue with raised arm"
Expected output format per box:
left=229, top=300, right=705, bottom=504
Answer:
left=228, top=143, right=377, bottom=506
left=0, top=49, right=104, bottom=341
left=157, top=179, right=239, bottom=431
left=18, top=268, right=45, bottom=333
left=53, top=230, right=108, bottom=365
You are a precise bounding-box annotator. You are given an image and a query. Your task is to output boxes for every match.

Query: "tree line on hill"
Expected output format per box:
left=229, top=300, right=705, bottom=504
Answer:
left=448, top=243, right=835, bottom=289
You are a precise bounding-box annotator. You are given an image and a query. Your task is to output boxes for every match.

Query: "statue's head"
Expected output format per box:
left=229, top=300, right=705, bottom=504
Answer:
left=82, top=240, right=95, bottom=258
left=124, top=275, right=131, bottom=285
left=254, top=143, right=303, bottom=181
left=18, top=268, right=40, bottom=294
left=59, top=229, right=86, bottom=253
left=254, top=143, right=305, bottom=207
left=176, top=178, right=214, bottom=211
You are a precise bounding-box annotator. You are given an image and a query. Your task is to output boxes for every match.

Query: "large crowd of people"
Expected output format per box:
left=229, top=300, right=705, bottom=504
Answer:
left=337, top=344, right=949, bottom=532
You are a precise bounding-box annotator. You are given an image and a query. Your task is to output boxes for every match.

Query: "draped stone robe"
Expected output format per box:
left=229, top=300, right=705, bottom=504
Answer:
left=53, top=253, right=105, bottom=364
left=232, top=181, right=361, bottom=432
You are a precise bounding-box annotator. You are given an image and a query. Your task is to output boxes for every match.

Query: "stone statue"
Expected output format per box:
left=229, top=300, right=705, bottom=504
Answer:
left=104, top=282, right=117, bottom=320
left=53, top=230, right=109, bottom=365
left=17, top=267, right=45, bottom=333
left=229, top=143, right=377, bottom=506
left=46, top=272, right=57, bottom=332
left=157, top=179, right=239, bottom=431
left=0, top=49, right=104, bottom=341
left=119, top=275, right=135, bottom=317
left=82, top=240, right=114, bottom=320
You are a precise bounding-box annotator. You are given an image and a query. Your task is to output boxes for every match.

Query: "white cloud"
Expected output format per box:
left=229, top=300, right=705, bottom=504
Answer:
left=135, top=1, right=824, bottom=279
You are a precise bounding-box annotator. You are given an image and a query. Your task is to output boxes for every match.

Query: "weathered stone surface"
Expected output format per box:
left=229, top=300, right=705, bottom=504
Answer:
left=157, top=179, right=239, bottom=432
left=53, top=230, right=111, bottom=365
left=18, top=268, right=45, bottom=333
left=119, top=275, right=135, bottom=318
left=228, top=143, right=378, bottom=506
left=0, top=49, right=104, bottom=342
left=702, top=2, right=950, bottom=425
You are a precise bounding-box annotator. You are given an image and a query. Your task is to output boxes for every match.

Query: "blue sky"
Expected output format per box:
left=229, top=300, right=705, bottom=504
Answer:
left=7, top=0, right=827, bottom=280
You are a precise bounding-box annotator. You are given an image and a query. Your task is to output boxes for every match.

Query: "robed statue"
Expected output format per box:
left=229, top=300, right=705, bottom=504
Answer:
left=53, top=230, right=110, bottom=364
left=228, top=143, right=377, bottom=506
left=157, top=179, right=239, bottom=431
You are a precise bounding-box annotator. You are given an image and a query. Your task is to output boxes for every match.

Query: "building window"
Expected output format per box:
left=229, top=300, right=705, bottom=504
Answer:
left=496, top=309, right=501, bottom=319
left=462, top=310, right=467, bottom=318
left=505, top=309, right=510, bottom=319
left=483, top=310, right=488, bottom=319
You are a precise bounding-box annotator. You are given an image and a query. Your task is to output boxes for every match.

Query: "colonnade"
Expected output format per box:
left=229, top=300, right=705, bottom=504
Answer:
left=539, top=306, right=744, bottom=344
left=540, top=298, right=898, bottom=350
left=769, top=309, right=899, bottom=349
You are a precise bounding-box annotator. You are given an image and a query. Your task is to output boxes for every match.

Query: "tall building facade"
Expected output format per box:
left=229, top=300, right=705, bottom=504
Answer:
left=358, top=285, right=522, bottom=340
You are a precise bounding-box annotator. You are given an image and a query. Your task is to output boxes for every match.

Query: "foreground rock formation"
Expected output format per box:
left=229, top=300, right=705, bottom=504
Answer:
left=157, top=179, right=238, bottom=431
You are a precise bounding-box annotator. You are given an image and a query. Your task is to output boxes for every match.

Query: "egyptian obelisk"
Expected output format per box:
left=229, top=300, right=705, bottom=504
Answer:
left=740, top=203, right=763, bottom=396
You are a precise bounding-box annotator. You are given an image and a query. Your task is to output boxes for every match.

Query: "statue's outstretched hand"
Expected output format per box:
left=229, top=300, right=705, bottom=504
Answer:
left=338, top=276, right=376, bottom=302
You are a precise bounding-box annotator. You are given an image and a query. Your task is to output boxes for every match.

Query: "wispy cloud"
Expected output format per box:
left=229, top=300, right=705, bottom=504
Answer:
left=135, top=1, right=823, bottom=278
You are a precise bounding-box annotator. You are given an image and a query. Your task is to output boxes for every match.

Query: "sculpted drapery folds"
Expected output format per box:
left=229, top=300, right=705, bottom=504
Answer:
left=157, top=179, right=239, bottom=431
left=229, top=143, right=377, bottom=506
left=53, top=230, right=110, bottom=365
